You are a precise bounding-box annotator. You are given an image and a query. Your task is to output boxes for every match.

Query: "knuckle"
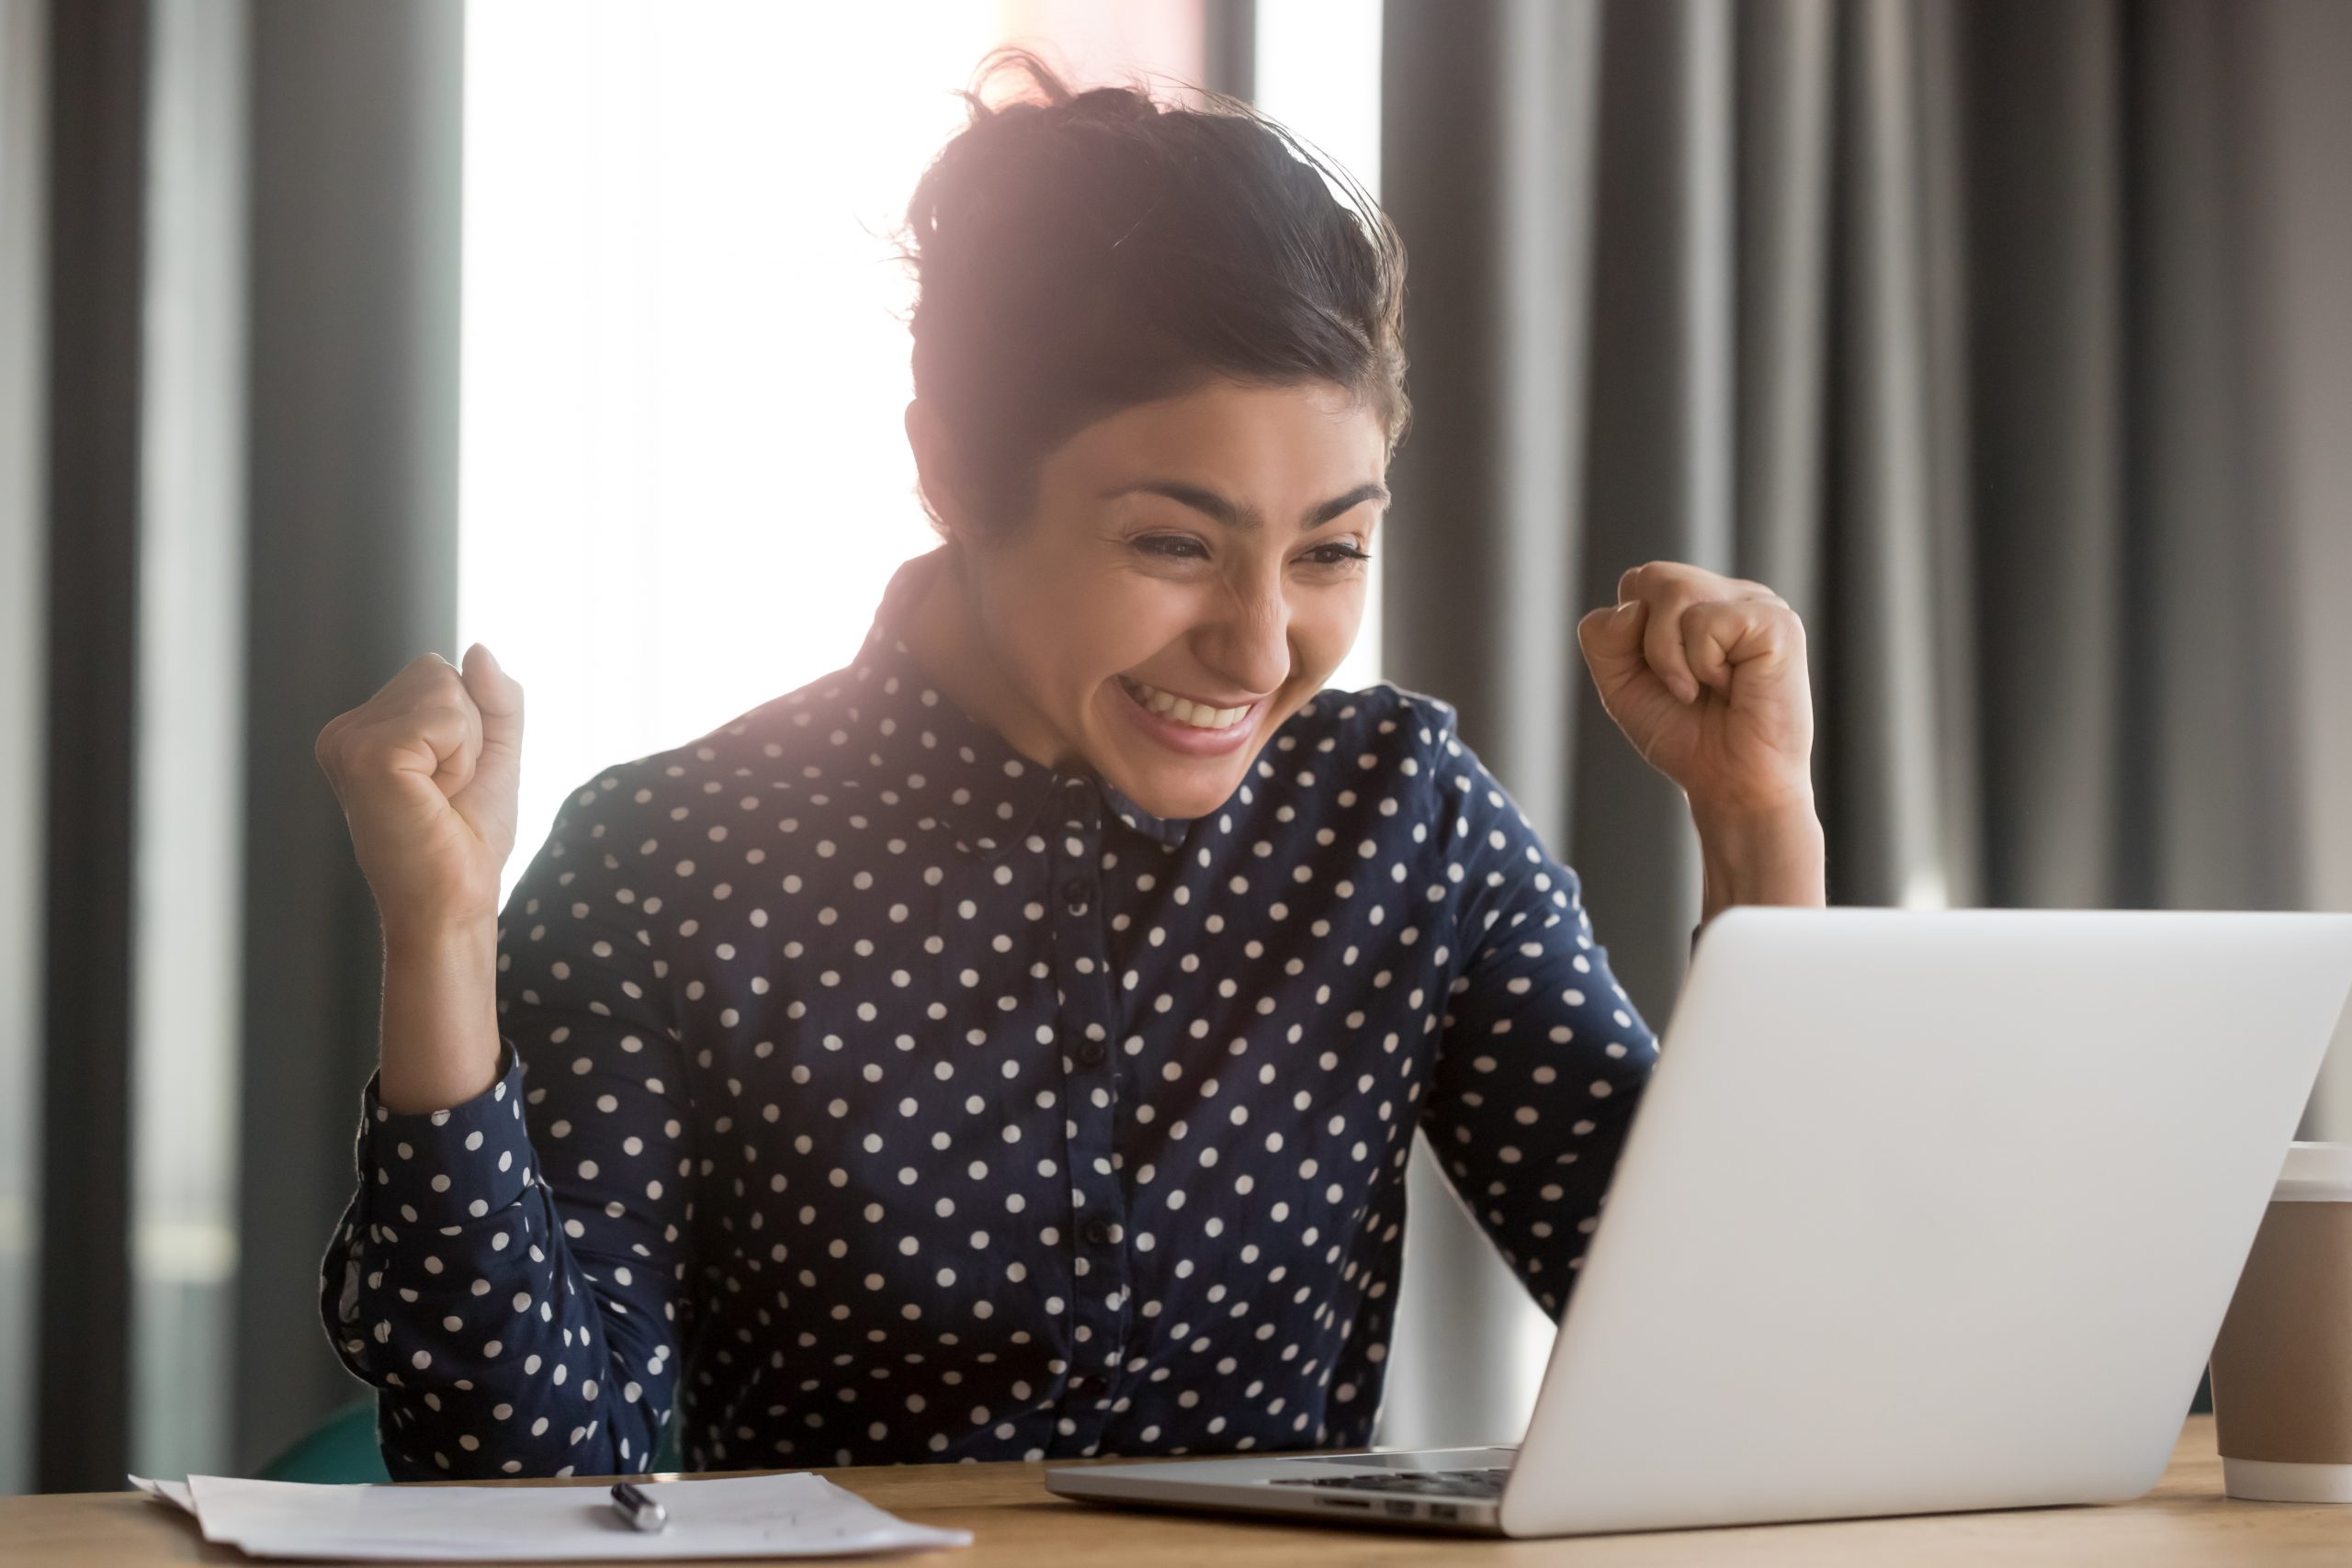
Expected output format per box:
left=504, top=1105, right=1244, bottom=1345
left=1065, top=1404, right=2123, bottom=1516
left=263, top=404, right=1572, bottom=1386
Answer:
left=345, top=728, right=406, bottom=768
left=339, top=740, right=394, bottom=783
left=417, top=701, right=477, bottom=738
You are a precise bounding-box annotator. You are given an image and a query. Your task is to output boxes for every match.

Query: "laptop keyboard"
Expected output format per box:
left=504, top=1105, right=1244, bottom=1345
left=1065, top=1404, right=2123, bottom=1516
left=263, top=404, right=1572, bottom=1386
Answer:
left=1268, top=1466, right=1510, bottom=1499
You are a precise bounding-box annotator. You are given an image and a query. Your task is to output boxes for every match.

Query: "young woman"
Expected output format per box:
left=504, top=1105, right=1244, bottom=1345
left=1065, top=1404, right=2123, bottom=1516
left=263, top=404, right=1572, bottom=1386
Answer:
left=313, top=54, right=1824, bottom=1480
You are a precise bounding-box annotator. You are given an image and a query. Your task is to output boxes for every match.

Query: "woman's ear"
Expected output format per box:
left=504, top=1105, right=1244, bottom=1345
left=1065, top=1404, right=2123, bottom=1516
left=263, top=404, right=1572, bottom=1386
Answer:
left=904, top=400, right=977, bottom=544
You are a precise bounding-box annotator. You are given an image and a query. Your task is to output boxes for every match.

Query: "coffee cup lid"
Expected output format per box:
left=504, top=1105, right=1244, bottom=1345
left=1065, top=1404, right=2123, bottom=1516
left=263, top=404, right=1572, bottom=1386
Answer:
left=2276, top=1141, right=2352, bottom=1201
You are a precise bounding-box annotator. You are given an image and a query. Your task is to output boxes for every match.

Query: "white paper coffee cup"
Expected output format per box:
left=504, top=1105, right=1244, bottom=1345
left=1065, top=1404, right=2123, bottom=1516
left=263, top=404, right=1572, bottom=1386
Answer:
left=2210, top=1142, right=2352, bottom=1503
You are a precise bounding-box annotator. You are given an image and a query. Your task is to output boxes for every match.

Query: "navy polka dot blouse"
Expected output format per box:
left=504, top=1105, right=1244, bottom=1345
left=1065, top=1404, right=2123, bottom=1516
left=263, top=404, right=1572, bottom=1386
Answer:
left=321, top=547, right=1660, bottom=1480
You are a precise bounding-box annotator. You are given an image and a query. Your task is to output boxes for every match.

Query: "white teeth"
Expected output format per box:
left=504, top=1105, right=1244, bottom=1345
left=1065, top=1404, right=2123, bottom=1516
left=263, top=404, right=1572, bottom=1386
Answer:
left=1126, top=679, right=1250, bottom=731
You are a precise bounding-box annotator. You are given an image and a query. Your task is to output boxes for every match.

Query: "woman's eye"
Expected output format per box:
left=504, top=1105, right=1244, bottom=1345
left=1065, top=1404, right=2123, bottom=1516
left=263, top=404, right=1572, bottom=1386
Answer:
left=1135, top=535, right=1208, bottom=561
left=1304, top=543, right=1372, bottom=568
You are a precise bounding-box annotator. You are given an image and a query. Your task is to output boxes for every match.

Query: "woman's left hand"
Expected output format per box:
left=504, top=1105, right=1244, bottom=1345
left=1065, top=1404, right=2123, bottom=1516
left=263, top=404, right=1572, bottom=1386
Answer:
left=1575, top=561, right=1815, bottom=817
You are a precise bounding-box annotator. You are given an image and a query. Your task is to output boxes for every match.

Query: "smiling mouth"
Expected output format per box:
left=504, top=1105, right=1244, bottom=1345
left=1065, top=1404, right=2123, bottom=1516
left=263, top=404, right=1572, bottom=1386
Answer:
left=1117, top=675, right=1258, bottom=731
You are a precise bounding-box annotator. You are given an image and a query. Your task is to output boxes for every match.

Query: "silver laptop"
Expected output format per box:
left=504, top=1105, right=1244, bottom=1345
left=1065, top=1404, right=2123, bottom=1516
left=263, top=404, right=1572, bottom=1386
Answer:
left=1047, top=908, right=2352, bottom=1537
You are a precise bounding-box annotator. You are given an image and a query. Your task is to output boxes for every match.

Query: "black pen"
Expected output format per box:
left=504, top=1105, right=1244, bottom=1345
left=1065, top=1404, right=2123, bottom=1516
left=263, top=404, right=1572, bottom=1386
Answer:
left=609, top=1481, right=668, bottom=1533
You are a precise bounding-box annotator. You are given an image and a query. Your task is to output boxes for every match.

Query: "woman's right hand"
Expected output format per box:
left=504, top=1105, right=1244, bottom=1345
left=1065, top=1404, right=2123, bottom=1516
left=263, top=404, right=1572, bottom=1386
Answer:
left=316, top=645, right=525, bottom=1112
left=314, top=644, right=526, bottom=941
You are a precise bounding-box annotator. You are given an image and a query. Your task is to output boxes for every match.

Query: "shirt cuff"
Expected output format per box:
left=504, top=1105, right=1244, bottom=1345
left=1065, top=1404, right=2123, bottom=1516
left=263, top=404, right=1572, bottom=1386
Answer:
left=357, top=1040, right=535, bottom=1225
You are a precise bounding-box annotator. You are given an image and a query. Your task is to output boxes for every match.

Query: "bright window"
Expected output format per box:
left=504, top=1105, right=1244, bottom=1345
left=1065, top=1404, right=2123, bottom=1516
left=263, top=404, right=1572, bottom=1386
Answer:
left=463, top=1, right=1000, bottom=880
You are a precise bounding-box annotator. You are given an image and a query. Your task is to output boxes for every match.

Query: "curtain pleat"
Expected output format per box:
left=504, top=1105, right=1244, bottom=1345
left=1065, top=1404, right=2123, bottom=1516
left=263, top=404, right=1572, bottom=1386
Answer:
left=1733, top=0, right=1833, bottom=615
left=1826, top=0, right=1947, bottom=908
left=34, top=0, right=150, bottom=1493
left=0, top=0, right=47, bottom=1492
left=1964, top=0, right=2132, bottom=911
left=233, top=0, right=464, bottom=1473
left=2127, top=0, right=2307, bottom=912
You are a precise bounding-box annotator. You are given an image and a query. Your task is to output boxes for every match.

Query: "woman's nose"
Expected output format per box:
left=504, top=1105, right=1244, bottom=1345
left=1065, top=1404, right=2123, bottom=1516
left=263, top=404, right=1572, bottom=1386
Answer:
left=1198, top=586, right=1293, bottom=696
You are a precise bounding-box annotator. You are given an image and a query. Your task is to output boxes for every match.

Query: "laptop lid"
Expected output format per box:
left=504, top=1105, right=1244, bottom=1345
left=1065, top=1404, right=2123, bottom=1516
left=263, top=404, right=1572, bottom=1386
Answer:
left=1501, top=908, right=2352, bottom=1538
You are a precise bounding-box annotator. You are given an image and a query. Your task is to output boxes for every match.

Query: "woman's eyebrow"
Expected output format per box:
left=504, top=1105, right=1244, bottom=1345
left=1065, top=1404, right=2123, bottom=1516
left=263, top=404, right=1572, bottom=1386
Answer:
left=1101, top=479, right=1390, bottom=531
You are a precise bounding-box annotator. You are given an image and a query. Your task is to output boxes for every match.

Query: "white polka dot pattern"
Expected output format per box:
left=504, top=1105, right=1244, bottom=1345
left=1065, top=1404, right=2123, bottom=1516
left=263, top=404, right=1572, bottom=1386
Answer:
left=320, top=550, right=1658, bottom=1480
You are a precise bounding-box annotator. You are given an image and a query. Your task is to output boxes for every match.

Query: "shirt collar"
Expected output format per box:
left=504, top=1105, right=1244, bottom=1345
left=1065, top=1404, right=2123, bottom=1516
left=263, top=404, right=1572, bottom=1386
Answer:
left=847, top=547, right=1192, bottom=858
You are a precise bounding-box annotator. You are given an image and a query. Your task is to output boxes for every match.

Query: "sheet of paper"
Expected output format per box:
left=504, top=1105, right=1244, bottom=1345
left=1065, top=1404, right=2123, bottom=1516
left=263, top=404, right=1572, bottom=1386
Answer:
left=130, top=1474, right=197, bottom=1515
left=171, top=1472, right=971, bottom=1561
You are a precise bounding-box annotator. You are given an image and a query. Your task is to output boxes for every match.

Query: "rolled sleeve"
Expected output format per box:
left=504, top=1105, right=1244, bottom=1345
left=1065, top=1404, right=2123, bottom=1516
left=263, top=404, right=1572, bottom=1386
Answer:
left=355, top=1042, right=535, bottom=1227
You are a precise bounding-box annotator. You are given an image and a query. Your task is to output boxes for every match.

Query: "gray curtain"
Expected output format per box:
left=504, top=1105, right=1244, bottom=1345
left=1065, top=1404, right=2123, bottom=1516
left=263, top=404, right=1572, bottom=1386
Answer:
left=232, top=0, right=464, bottom=1480
left=0, top=0, right=49, bottom=1496
left=4, top=0, right=461, bottom=1492
left=1375, top=0, right=2352, bottom=1448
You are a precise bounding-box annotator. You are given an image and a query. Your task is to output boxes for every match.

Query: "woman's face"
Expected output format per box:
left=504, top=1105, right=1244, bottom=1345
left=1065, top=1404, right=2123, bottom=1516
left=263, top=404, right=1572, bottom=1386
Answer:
left=948, top=378, right=1391, bottom=822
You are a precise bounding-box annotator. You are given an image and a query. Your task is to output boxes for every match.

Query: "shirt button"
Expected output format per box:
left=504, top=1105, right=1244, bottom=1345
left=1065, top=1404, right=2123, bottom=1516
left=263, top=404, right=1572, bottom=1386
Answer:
left=1061, top=877, right=1090, bottom=915
left=1075, top=1037, right=1106, bottom=1067
left=1083, top=1216, right=1113, bottom=1247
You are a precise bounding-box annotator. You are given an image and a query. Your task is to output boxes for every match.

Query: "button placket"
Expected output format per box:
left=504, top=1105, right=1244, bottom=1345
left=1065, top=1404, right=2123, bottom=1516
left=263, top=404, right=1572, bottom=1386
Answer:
left=1050, top=776, right=1129, bottom=1453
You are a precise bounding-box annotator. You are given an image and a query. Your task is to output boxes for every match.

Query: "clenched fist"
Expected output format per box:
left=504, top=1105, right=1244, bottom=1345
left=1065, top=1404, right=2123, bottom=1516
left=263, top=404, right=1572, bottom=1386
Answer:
left=1575, top=562, right=1814, bottom=818
left=314, top=644, right=526, bottom=940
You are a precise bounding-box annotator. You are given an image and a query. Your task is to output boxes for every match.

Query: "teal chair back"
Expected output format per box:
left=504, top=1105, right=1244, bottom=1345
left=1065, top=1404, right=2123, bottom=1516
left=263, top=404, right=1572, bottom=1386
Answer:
left=257, top=1398, right=390, bottom=1483
left=257, top=1396, right=684, bottom=1480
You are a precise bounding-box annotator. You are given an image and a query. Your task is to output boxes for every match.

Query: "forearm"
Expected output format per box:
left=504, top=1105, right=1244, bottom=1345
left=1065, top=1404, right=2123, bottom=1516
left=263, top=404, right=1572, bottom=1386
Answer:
left=1690, top=795, right=1826, bottom=925
left=379, top=916, right=502, bottom=1113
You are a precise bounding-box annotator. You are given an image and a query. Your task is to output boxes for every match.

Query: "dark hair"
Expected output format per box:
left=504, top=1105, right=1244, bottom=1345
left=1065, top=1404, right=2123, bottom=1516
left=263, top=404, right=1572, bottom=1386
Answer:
left=899, top=49, right=1410, bottom=539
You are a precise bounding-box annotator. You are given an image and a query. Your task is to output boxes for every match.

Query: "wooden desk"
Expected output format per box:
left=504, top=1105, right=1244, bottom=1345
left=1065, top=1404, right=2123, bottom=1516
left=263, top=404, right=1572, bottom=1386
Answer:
left=6, top=1416, right=2342, bottom=1565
